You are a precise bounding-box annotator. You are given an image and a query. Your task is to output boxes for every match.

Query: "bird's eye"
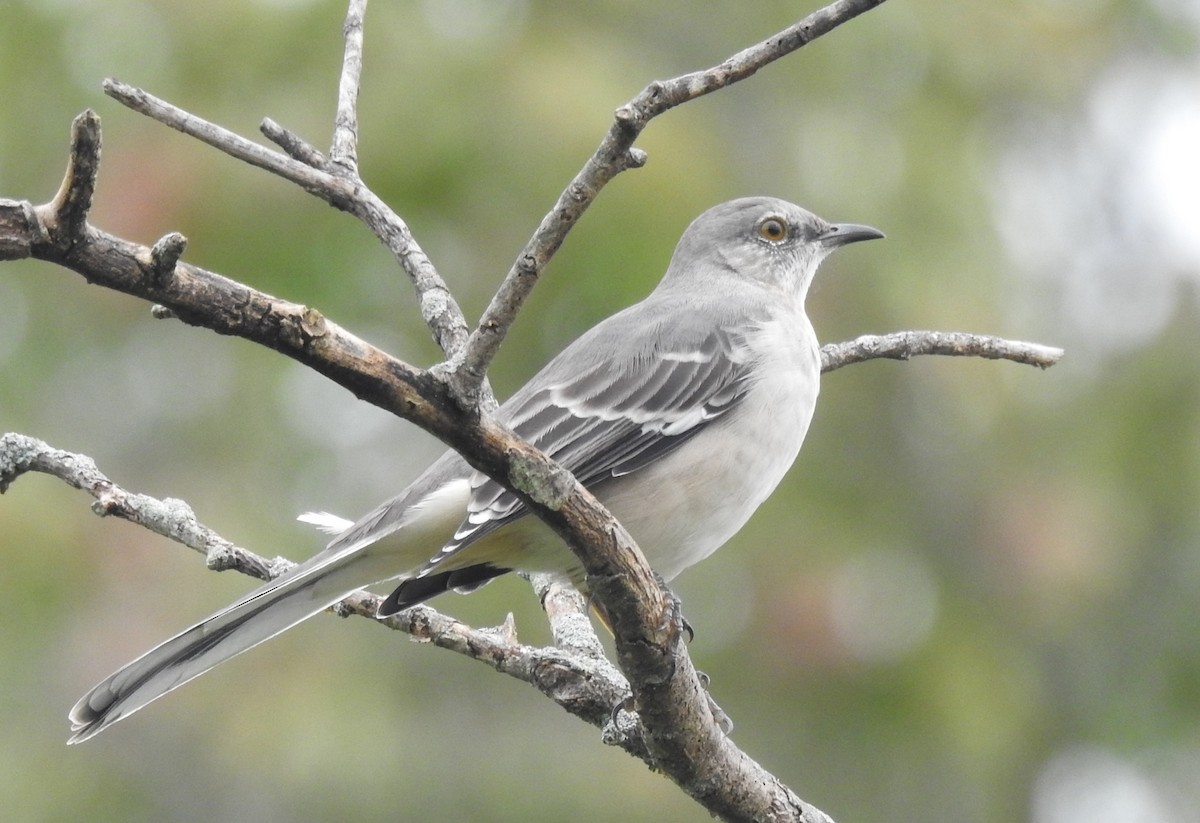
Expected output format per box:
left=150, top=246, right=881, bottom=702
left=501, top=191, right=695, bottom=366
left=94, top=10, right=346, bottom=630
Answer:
left=758, top=217, right=788, bottom=243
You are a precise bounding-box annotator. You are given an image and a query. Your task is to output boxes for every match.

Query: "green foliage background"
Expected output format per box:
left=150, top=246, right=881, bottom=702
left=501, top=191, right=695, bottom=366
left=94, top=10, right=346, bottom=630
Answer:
left=2, top=2, right=1198, bottom=821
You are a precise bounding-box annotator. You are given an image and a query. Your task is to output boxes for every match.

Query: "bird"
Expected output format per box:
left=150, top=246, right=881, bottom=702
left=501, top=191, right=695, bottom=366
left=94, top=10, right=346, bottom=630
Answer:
left=67, top=196, right=883, bottom=743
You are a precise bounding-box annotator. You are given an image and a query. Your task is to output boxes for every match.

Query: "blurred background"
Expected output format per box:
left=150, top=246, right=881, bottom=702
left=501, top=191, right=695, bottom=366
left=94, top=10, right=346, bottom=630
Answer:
left=2, top=1, right=1198, bottom=821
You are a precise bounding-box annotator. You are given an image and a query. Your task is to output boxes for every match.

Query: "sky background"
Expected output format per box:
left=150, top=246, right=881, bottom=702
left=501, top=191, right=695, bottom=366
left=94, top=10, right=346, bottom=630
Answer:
left=2, top=1, right=1199, bottom=822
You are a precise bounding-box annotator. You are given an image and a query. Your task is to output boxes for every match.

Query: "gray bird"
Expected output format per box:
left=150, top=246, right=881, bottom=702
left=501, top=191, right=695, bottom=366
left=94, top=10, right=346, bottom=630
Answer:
left=68, top=196, right=883, bottom=743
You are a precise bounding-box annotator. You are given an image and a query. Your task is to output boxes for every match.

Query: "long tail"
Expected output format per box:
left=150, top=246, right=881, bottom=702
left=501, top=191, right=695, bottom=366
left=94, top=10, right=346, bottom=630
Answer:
left=68, top=543, right=398, bottom=744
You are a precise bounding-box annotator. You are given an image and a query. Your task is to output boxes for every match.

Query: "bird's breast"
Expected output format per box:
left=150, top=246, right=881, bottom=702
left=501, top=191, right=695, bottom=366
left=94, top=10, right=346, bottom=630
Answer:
left=600, top=312, right=821, bottom=580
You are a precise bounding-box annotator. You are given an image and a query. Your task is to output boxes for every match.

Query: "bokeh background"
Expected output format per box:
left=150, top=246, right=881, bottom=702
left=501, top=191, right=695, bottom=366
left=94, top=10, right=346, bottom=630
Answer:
left=2, top=1, right=1199, bottom=821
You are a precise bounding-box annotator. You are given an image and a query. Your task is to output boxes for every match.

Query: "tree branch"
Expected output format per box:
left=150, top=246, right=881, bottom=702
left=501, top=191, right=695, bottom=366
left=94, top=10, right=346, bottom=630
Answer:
left=330, top=0, right=366, bottom=172
left=822, top=331, right=1064, bottom=373
left=0, top=432, right=647, bottom=759
left=100, top=79, right=477, bottom=376
left=452, top=0, right=890, bottom=402
left=0, top=433, right=289, bottom=581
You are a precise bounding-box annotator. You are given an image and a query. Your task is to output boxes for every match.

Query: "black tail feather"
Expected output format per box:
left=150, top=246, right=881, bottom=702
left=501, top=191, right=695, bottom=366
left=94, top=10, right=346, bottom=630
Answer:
left=378, top=564, right=511, bottom=617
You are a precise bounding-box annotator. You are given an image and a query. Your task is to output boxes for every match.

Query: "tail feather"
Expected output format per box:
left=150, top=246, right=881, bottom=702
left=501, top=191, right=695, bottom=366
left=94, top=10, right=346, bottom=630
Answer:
left=68, top=467, right=473, bottom=743
left=67, top=545, right=397, bottom=744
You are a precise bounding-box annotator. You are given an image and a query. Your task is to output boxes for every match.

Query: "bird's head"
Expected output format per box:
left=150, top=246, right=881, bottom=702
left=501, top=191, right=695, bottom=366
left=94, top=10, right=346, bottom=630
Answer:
left=663, top=196, right=884, bottom=301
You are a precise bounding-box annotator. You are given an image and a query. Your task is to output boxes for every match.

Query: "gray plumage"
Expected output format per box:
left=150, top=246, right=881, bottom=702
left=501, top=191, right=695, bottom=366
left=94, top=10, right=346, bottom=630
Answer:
left=68, top=197, right=883, bottom=743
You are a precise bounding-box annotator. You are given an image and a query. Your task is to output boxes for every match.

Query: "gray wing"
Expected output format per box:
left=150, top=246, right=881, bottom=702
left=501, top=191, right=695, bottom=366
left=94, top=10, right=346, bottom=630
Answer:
left=415, top=323, right=754, bottom=576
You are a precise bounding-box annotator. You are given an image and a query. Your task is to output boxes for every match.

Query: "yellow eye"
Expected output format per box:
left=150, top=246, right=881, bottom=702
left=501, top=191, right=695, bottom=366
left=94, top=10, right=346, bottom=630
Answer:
left=758, top=217, right=788, bottom=243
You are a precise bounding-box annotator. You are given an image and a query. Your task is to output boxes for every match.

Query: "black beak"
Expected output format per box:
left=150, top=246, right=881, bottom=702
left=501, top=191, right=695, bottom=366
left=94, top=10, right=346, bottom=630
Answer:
left=819, top=222, right=886, bottom=248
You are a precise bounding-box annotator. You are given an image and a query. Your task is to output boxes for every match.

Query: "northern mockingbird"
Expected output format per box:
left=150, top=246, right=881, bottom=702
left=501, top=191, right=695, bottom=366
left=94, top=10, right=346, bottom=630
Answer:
left=68, top=196, right=883, bottom=743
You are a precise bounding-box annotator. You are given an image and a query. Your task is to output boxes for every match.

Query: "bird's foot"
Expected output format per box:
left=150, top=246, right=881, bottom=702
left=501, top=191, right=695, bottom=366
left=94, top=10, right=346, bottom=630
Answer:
left=696, top=670, right=734, bottom=734
left=653, top=572, right=693, bottom=644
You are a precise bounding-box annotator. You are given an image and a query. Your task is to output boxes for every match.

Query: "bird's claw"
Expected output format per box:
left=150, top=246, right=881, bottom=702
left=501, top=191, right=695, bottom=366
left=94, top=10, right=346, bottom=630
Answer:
left=653, top=573, right=694, bottom=645
left=696, top=670, right=734, bottom=734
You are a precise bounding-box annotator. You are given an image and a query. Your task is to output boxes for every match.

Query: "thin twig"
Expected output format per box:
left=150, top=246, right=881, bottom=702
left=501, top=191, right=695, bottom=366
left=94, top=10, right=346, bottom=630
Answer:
left=101, top=80, right=475, bottom=368
left=528, top=572, right=613, bottom=662
left=821, top=331, right=1064, bottom=373
left=330, top=0, right=367, bottom=171
left=261, top=117, right=329, bottom=168
left=0, top=432, right=287, bottom=581
left=103, top=80, right=339, bottom=192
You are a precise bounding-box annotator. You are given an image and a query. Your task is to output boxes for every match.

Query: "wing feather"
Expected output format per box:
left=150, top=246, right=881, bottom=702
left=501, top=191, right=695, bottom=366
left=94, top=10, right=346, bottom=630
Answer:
left=416, top=325, right=754, bottom=575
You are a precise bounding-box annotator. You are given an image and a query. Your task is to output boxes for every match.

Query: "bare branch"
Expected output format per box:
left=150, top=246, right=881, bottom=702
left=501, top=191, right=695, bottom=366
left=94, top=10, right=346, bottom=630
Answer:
left=528, top=573, right=612, bottom=662
left=452, top=0, right=890, bottom=401
left=260, top=117, right=329, bottom=167
left=101, top=80, right=475, bottom=366
left=0, top=432, right=286, bottom=581
left=368, top=592, right=644, bottom=757
left=103, top=80, right=329, bottom=189
left=0, top=432, right=649, bottom=759
left=330, top=0, right=367, bottom=171
left=821, top=331, right=1065, bottom=373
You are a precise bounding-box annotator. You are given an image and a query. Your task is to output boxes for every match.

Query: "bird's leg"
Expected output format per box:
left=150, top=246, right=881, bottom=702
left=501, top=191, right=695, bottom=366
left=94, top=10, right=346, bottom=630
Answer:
left=586, top=582, right=692, bottom=643
left=655, top=577, right=732, bottom=733
left=696, top=670, right=734, bottom=734
left=597, top=581, right=733, bottom=737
